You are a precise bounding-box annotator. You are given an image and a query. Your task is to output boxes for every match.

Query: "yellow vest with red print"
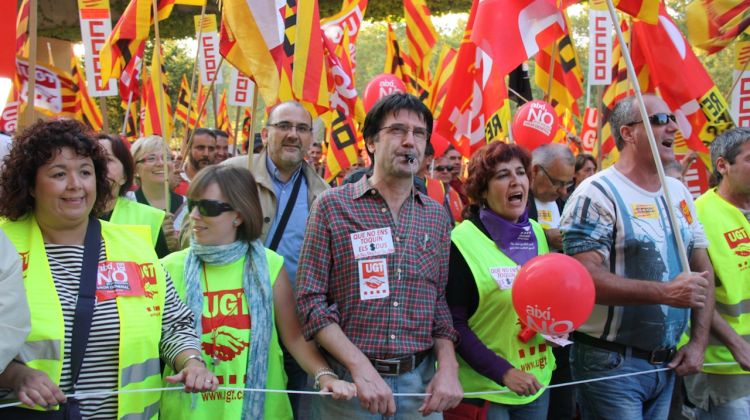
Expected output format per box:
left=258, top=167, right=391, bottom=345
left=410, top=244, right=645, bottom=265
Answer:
left=0, top=214, right=166, bottom=419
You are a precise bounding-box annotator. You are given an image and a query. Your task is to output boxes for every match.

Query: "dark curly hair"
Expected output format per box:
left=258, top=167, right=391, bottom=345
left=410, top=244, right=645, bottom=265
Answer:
left=462, top=141, right=532, bottom=219
left=0, top=119, right=112, bottom=220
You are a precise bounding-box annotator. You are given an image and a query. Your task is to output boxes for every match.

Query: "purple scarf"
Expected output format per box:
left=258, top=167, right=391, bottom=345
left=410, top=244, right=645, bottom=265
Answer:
left=479, top=207, right=539, bottom=265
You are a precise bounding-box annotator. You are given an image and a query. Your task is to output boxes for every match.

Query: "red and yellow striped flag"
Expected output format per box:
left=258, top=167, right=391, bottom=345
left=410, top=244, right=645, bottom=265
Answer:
left=216, top=89, right=231, bottom=134
left=220, top=0, right=285, bottom=105
left=99, top=0, right=176, bottom=88
left=324, top=109, right=362, bottom=182
left=175, top=74, right=198, bottom=126
left=427, top=46, right=457, bottom=118
left=16, top=0, right=30, bottom=56
left=71, top=55, right=103, bottom=132
left=534, top=31, right=584, bottom=116
left=404, top=0, right=437, bottom=83
left=686, top=0, right=750, bottom=54
left=141, top=53, right=173, bottom=139
left=385, top=21, right=428, bottom=101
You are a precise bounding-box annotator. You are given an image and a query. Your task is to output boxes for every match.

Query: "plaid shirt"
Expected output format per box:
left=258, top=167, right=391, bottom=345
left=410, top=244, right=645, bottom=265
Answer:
left=296, top=176, right=458, bottom=359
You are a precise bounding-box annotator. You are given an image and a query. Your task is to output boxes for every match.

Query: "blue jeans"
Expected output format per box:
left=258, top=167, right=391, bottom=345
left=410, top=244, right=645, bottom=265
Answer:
left=696, top=393, right=750, bottom=419
left=486, top=390, right=550, bottom=420
left=312, top=354, right=441, bottom=420
left=571, top=342, right=675, bottom=420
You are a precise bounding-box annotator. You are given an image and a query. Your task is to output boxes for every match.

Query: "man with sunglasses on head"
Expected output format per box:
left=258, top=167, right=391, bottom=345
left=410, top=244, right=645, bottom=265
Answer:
left=223, top=100, right=328, bottom=418
left=559, top=94, right=714, bottom=420
left=296, top=93, right=463, bottom=419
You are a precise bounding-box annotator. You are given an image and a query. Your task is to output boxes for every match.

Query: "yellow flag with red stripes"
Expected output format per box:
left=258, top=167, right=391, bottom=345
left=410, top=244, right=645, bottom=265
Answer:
left=141, top=53, right=173, bottom=140
left=427, top=46, right=457, bottom=118
left=404, top=0, right=437, bottom=83
left=217, top=89, right=232, bottom=135
left=534, top=31, right=584, bottom=117
left=71, top=55, right=103, bottom=132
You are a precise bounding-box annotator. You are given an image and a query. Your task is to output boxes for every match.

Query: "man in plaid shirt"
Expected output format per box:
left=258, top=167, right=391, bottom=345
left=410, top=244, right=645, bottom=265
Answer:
left=296, top=93, right=463, bottom=418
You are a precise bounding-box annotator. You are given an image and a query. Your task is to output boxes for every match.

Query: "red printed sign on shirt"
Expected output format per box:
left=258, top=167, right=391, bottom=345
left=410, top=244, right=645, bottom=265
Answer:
left=96, top=261, right=146, bottom=301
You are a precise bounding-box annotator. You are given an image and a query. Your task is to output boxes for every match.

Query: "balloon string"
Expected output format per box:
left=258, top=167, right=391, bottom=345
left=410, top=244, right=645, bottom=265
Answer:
left=0, top=362, right=737, bottom=409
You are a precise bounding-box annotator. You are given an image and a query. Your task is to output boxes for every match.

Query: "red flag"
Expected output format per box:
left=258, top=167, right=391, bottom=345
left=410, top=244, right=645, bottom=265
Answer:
left=472, top=0, right=566, bottom=76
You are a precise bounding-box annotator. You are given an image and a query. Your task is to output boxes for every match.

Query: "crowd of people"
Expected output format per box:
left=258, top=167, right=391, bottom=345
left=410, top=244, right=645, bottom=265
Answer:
left=0, top=91, right=747, bottom=420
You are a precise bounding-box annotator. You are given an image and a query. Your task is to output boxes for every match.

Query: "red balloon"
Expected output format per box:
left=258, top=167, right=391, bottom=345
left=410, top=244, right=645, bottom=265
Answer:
left=512, top=253, right=595, bottom=336
left=511, top=100, right=559, bottom=151
left=363, top=74, right=407, bottom=112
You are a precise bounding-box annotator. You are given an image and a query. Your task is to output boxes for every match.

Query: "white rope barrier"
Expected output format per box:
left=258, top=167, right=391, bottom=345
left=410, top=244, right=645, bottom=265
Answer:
left=0, top=362, right=739, bottom=409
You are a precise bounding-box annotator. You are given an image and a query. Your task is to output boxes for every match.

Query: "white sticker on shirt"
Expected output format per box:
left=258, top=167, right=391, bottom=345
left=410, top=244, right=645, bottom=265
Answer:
left=359, top=258, right=390, bottom=300
left=489, top=266, right=520, bottom=290
left=351, top=227, right=395, bottom=259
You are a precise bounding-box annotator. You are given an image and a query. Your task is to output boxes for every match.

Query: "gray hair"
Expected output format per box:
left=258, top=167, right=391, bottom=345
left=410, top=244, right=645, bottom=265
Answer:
left=130, top=135, right=167, bottom=163
left=710, top=127, right=750, bottom=182
left=531, top=143, right=575, bottom=169
left=610, top=95, right=639, bottom=151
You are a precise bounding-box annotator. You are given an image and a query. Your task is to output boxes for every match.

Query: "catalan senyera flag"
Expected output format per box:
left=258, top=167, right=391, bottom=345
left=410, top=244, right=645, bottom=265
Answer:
left=534, top=29, right=584, bottom=116
left=216, top=89, right=232, bottom=135
left=385, top=21, right=429, bottom=101
left=427, top=46, right=457, bottom=118
left=241, top=107, right=252, bottom=144
left=434, top=0, right=509, bottom=157
left=275, top=1, right=329, bottom=116
left=175, top=74, right=199, bottom=126
left=141, top=54, right=173, bottom=140
left=404, top=0, right=437, bottom=82
left=99, top=0, right=176, bottom=88
left=123, top=99, right=139, bottom=141
left=71, top=56, right=104, bottom=132
left=471, top=0, right=566, bottom=77
left=16, top=0, right=29, bottom=57
left=686, top=0, right=750, bottom=54
left=220, top=0, right=285, bottom=105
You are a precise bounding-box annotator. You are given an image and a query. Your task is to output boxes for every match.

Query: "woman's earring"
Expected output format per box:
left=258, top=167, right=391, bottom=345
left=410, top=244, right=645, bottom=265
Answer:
left=232, top=219, right=239, bottom=226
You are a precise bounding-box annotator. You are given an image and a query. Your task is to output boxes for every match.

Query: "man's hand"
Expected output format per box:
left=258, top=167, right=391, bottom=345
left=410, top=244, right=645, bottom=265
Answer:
left=728, top=339, right=750, bottom=371
left=662, top=271, right=710, bottom=308
left=350, top=363, right=395, bottom=415
left=419, top=365, right=463, bottom=416
left=544, top=228, right=563, bottom=250
left=668, top=341, right=705, bottom=376
left=502, top=368, right=543, bottom=397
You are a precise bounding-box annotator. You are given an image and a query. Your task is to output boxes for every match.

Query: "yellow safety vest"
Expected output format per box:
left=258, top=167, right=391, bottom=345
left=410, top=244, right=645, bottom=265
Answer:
left=1, top=214, right=167, bottom=419
left=451, top=220, right=555, bottom=405
left=159, top=248, right=292, bottom=420
left=110, top=197, right=166, bottom=246
left=696, top=188, right=750, bottom=375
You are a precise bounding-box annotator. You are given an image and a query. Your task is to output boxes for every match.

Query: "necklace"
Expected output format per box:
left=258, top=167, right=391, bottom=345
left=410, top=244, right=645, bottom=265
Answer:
left=202, top=263, right=220, bottom=367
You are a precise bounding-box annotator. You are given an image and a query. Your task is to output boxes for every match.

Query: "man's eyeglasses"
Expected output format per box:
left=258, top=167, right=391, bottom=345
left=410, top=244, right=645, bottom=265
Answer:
left=624, top=113, right=676, bottom=127
left=268, top=121, right=313, bottom=135
left=539, top=165, right=574, bottom=190
left=378, top=124, right=429, bottom=142
left=434, top=165, right=452, bottom=172
left=136, top=154, right=173, bottom=164
left=187, top=199, right=234, bottom=217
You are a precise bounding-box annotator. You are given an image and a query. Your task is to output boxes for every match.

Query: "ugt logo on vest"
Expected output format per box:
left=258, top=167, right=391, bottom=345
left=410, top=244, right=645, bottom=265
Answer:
left=724, top=227, right=750, bottom=257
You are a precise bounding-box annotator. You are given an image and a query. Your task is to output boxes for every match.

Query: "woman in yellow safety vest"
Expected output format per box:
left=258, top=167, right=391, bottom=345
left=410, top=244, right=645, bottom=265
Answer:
left=0, top=119, right=216, bottom=419
left=445, top=142, right=554, bottom=419
left=97, top=134, right=172, bottom=258
left=159, top=165, right=356, bottom=420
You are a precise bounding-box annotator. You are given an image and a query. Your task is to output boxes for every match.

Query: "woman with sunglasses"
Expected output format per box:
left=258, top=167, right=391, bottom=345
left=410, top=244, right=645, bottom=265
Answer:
left=445, top=142, right=553, bottom=419
left=131, top=136, right=187, bottom=253
left=159, top=165, right=356, bottom=419
left=0, top=120, right=215, bottom=418
left=97, top=134, right=173, bottom=258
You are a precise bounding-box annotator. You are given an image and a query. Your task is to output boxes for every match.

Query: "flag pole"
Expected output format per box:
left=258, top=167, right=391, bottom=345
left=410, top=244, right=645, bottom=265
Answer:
left=605, top=0, right=690, bottom=272
left=595, top=85, right=603, bottom=168
left=19, top=0, right=38, bottom=131
left=247, top=83, right=259, bottom=172
left=232, top=105, right=241, bottom=156
left=121, top=91, right=134, bottom=136
left=151, top=0, right=171, bottom=213
left=184, top=1, right=207, bottom=145
left=185, top=56, right=225, bottom=159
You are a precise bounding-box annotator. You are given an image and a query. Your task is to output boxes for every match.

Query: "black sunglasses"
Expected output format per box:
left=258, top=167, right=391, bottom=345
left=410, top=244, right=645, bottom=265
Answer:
left=187, top=199, right=234, bottom=217
left=435, top=165, right=452, bottom=172
left=624, top=113, right=676, bottom=127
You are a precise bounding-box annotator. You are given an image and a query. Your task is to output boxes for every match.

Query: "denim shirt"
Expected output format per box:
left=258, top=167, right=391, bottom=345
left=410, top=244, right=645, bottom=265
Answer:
left=264, top=155, right=309, bottom=288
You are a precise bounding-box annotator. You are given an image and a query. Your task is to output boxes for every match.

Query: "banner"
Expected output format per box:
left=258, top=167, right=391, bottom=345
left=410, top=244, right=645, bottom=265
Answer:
left=0, top=89, right=18, bottom=133
left=321, top=0, right=367, bottom=69
left=731, top=39, right=750, bottom=127
left=588, top=9, right=613, bottom=85
left=77, top=0, right=116, bottom=96
left=228, top=66, right=255, bottom=107
left=195, top=14, right=221, bottom=85
left=580, top=107, right=598, bottom=153
left=15, top=58, right=76, bottom=116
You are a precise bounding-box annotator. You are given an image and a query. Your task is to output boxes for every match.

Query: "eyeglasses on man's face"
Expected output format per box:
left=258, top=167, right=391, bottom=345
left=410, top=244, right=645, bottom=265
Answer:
left=434, top=165, right=452, bottom=172
left=378, top=124, right=429, bottom=142
left=268, top=121, right=313, bottom=135
left=539, top=165, right=574, bottom=190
